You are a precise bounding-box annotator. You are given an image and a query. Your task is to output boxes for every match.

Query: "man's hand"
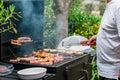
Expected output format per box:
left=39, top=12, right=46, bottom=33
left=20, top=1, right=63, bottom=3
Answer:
left=80, top=35, right=97, bottom=47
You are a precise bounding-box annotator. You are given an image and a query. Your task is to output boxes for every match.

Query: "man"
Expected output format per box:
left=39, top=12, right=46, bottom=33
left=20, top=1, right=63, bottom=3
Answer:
left=81, top=0, right=120, bottom=80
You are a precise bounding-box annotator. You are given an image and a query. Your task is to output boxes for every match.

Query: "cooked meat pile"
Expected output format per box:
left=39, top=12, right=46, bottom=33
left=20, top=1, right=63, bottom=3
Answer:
left=9, top=50, right=75, bottom=65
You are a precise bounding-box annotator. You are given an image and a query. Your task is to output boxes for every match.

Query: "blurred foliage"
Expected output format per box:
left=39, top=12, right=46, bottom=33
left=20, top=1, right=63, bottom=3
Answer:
left=99, top=2, right=106, bottom=15
left=68, top=0, right=101, bottom=80
left=81, top=0, right=106, bottom=16
left=0, top=0, right=21, bottom=33
left=84, top=3, right=93, bottom=14
left=92, top=61, right=99, bottom=80
left=68, top=0, right=101, bottom=39
left=44, top=0, right=56, bottom=48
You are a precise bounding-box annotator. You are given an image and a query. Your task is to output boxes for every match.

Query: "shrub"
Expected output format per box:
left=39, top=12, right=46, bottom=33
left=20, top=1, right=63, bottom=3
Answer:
left=0, top=0, right=21, bottom=33
left=68, top=0, right=101, bottom=39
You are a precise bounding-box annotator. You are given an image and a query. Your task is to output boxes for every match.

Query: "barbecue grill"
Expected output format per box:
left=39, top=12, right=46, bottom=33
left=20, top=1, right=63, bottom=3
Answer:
left=0, top=0, right=92, bottom=80
left=0, top=34, right=92, bottom=80
left=0, top=47, right=92, bottom=80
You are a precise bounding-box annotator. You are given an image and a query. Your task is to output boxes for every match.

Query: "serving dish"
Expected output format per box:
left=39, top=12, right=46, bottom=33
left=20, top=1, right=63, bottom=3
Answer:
left=17, top=67, right=47, bottom=80
left=0, top=62, right=14, bottom=76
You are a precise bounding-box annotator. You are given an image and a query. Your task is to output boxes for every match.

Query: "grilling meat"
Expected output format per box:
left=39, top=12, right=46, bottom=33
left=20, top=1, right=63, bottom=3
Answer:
left=17, top=37, right=33, bottom=42
left=11, top=37, right=33, bottom=46
left=9, top=50, right=65, bottom=65
left=9, top=49, right=83, bottom=65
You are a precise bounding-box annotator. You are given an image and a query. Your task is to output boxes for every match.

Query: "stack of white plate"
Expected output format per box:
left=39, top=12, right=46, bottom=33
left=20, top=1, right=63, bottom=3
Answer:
left=0, top=62, right=14, bottom=76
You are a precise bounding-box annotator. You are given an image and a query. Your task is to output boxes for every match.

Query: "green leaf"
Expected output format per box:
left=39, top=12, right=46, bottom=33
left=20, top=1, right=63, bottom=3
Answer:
left=0, top=0, right=3, bottom=8
left=0, top=0, right=22, bottom=33
left=12, top=27, right=17, bottom=34
left=9, top=4, right=15, bottom=13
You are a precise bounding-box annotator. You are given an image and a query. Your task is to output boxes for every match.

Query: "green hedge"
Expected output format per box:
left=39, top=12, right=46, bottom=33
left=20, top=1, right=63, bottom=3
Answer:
left=68, top=0, right=101, bottom=39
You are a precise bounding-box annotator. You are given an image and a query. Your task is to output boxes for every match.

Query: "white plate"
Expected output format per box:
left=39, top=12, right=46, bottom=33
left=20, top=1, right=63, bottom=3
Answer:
left=0, top=62, right=14, bottom=76
left=17, top=67, right=47, bottom=80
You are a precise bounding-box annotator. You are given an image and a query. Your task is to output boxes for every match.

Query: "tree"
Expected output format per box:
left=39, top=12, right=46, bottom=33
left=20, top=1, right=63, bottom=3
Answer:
left=52, top=0, right=76, bottom=45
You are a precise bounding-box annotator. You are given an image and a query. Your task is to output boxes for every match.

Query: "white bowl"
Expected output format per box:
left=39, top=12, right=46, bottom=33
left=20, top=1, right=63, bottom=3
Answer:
left=17, top=67, right=47, bottom=80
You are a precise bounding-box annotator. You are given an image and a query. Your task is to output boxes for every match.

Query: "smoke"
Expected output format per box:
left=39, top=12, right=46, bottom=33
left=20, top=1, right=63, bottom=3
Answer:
left=13, top=0, right=44, bottom=53
left=1, top=0, right=44, bottom=59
